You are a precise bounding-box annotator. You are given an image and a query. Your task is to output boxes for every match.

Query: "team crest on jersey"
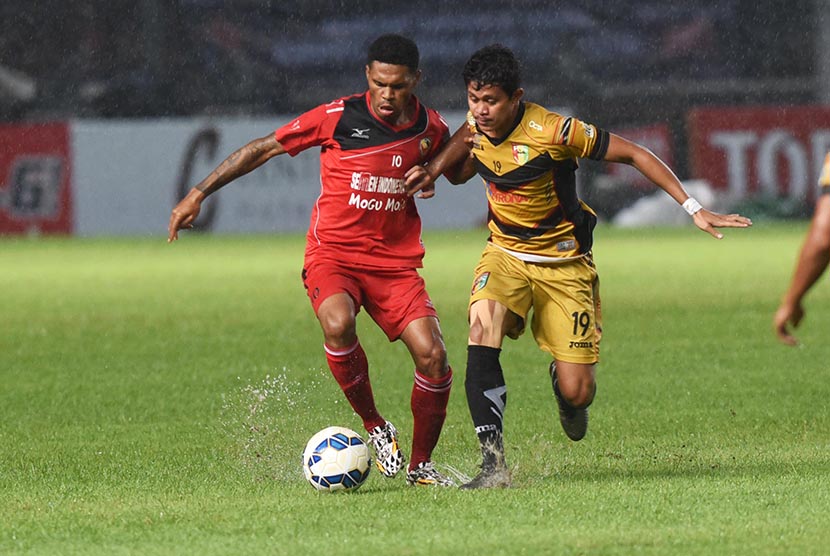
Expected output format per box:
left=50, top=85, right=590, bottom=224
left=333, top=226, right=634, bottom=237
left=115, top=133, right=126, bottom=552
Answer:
left=419, top=137, right=432, bottom=156
left=512, top=144, right=529, bottom=165
left=471, top=272, right=490, bottom=294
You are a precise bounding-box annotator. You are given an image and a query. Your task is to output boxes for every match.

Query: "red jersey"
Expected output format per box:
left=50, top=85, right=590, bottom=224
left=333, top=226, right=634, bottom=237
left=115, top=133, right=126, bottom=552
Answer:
left=275, top=92, right=449, bottom=268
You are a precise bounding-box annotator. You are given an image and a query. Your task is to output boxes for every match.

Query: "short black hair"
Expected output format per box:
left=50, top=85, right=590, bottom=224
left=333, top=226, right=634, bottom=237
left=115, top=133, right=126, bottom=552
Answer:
left=367, top=34, right=420, bottom=72
left=463, top=44, right=521, bottom=96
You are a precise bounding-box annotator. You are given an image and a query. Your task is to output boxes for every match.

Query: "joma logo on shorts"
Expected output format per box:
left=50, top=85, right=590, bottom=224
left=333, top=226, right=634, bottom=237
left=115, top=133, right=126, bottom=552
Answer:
left=569, top=340, right=593, bottom=349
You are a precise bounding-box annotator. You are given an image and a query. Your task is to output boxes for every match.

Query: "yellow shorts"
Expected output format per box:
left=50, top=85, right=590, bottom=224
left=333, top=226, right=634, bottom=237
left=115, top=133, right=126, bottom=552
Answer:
left=469, top=243, right=601, bottom=364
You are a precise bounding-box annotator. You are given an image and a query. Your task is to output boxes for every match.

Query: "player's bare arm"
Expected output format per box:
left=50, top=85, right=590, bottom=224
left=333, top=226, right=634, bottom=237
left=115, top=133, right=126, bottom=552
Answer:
left=603, top=133, right=752, bottom=239
left=773, top=194, right=830, bottom=345
left=168, top=134, right=286, bottom=242
left=405, top=125, right=476, bottom=198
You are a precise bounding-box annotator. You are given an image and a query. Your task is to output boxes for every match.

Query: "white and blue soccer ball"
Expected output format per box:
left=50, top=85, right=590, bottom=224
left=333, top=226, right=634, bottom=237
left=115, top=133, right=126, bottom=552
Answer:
left=302, top=426, right=371, bottom=492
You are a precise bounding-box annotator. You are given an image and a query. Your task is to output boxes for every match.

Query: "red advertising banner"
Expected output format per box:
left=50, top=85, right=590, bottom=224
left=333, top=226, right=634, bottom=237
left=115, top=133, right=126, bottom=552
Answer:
left=0, top=122, right=72, bottom=234
left=688, top=106, right=830, bottom=201
left=605, top=123, right=673, bottom=189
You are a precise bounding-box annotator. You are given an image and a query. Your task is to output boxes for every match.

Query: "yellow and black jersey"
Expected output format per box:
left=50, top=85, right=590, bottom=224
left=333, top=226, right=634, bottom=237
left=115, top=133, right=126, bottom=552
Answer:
left=820, top=152, right=830, bottom=195
left=467, top=102, right=609, bottom=260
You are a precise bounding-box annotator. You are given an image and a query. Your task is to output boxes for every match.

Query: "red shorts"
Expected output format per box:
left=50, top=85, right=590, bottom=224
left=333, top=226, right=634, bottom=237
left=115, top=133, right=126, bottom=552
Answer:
left=301, top=260, right=438, bottom=341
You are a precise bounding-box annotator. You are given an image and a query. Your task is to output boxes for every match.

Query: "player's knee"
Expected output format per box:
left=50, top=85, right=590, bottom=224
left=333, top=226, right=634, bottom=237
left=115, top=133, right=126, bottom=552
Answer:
left=319, top=312, right=357, bottom=346
left=558, top=378, right=596, bottom=409
left=415, top=341, right=448, bottom=379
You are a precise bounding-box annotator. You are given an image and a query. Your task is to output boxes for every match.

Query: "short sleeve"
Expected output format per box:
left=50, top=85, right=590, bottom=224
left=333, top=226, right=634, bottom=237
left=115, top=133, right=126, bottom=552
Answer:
left=275, top=100, right=342, bottom=156
left=546, top=113, right=609, bottom=161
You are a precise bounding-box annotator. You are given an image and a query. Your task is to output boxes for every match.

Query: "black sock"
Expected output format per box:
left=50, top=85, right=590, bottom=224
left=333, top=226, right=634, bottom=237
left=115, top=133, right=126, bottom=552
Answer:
left=466, top=345, right=507, bottom=466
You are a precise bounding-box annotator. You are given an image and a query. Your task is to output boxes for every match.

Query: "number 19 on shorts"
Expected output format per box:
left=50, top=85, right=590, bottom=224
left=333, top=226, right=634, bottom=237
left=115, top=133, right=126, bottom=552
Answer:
left=571, top=311, right=591, bottom=336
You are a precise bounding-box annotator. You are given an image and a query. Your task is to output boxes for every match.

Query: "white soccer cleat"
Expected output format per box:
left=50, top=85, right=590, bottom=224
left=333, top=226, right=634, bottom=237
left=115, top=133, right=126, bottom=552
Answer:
left=368, top=421, right=405, bottom=478
left=406, top=461, right=456, bottom=487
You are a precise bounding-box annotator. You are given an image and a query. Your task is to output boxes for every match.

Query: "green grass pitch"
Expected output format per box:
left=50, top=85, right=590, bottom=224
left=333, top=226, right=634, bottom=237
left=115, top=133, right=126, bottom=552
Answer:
left=2, top=224, right=829, bottom=555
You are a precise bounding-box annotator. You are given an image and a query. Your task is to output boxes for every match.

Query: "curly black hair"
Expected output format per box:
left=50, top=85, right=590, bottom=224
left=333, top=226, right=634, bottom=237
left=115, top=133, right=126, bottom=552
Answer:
left=367, top=34, right=420, bottom=72
left=462, top=44, right=521, bottom=96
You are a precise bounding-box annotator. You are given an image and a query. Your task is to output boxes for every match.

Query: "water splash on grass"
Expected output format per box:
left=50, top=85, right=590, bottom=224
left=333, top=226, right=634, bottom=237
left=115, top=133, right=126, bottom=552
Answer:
left=219, top=367, right=342, bottom=482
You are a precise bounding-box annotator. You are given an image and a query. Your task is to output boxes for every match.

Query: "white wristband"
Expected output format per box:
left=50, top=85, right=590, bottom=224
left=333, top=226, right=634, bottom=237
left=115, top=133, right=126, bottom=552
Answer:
left=682, top=197, right=703, bottom=216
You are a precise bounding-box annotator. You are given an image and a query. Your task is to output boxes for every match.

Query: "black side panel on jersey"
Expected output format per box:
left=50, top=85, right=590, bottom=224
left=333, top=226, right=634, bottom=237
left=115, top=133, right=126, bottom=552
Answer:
left=333, top=96, right=428, bottom=150
left=488, top=205, right=564, bottom=240
left=473, top=152, right=556, bottom=190
left=553, top=159, right=596, bottom=253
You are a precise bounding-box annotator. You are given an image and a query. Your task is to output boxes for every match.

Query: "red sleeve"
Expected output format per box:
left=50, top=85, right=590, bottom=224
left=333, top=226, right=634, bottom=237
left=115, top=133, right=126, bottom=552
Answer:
left=274, top=99, right=343, bottom=156
left=426, top=108, right=451, bottom=160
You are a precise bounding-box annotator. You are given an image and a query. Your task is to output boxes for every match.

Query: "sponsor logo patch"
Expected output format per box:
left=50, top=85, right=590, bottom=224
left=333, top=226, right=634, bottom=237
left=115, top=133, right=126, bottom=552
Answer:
left=569, top=340, right=594, bottom=349
left=556, top=239, right=576, bottom=252
left=350, top=128, right=370, bottom=139
left=583, top=122, right=595, bottom=138
left=471, top=272, right=490, bottom=294
left=419, top=137, right=432, bottom=156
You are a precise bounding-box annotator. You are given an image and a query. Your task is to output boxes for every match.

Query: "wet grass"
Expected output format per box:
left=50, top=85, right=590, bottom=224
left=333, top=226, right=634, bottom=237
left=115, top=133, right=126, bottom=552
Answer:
left=1, top=224, right=829, bottom=555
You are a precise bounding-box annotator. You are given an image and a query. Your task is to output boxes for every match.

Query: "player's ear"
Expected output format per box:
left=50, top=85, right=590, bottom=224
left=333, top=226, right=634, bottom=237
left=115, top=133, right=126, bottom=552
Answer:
left=512, top=88, right=524, bottom=104
left=412, top=68, right=422, bottom=86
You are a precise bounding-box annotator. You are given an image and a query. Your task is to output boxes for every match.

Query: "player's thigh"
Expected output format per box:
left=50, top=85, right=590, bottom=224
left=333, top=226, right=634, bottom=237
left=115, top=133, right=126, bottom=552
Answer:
left=468, top=299, right=523, bottom=348
left=302, top=261, right=363, bottom=315
left=361, top=268, right=438, bottom=341
left=468, top=245, right=533, bottom=344
left=529, top=258, right=598, bottom=364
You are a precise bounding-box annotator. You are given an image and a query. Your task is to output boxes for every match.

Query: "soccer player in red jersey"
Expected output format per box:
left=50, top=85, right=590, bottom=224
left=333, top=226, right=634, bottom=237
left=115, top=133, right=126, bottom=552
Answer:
left=168, top=34, right=455, bottom=486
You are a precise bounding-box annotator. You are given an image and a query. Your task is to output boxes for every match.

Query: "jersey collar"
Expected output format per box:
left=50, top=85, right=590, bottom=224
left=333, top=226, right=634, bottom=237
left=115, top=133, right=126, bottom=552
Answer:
left=364, top=91, right=422, bottom=133
left=481, top=101, right=525, bottom=146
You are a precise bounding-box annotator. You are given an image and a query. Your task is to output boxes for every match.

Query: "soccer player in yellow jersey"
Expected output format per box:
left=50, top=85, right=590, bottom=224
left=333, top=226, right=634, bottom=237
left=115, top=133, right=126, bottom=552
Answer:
left=774, top=152, right=830, bottom=345
left=405, top=44, right=752, bottom=489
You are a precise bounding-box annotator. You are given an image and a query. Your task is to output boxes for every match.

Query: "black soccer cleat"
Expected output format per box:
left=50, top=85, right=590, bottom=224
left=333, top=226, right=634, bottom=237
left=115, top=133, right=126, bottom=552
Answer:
left=550, top=362, right=589, bottom=441
left=460, top=439, right=511, bottom=489
left=460, top=461, right=511, bottom=490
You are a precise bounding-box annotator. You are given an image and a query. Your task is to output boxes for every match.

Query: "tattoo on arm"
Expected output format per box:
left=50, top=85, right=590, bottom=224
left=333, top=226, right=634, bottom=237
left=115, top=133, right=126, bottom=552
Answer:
left=195, top=137, right=278, bottom=195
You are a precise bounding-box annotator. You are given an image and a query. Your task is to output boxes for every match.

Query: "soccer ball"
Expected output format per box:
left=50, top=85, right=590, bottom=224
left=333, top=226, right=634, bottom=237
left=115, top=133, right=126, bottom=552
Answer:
left=302, top=426, right=371, bottom=492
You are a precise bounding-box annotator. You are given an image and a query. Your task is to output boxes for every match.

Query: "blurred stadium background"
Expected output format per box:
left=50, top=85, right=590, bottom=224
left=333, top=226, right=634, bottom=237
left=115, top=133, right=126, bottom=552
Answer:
left=1, top=0, right=829, bottom=235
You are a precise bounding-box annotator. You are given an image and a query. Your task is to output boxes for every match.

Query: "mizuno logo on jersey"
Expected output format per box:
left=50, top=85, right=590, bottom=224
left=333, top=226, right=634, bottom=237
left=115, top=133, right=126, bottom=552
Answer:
left=350, top=128, right=370, bottom=139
